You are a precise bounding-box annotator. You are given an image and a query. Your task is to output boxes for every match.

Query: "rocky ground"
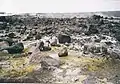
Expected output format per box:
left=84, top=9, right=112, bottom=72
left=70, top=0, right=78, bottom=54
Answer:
left=0, top=14, right=120, bottom=83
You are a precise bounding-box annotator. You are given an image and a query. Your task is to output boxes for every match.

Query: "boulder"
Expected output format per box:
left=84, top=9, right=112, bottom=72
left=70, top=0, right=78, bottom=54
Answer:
left=8, top=32, right=16, bottom=38
left=40, top=56, right=60, bottom=69
left=0, top=43, right=24, bottom=54
left=58, top=47, right=68, bottom=57
left=83, top=43, right=108, bottom=55
left=35, top=33, right=41, bottom=40
left=49, top=54, right=59, bottom=61
left=58, top=34, right=71, bottom=44
left=28, top=47, right=41, bottom=64
left=50, top=36, right=58, bottom=46
left=39, top=41, right=51, bottom=51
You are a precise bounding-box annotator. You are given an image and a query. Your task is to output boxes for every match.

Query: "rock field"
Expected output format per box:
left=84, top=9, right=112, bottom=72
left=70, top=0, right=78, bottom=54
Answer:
left=0, top=13, right=120, bottom=83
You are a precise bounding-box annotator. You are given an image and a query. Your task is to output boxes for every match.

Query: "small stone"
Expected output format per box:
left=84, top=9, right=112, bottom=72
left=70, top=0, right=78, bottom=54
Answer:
left=58, top=47, right=68, bottom=57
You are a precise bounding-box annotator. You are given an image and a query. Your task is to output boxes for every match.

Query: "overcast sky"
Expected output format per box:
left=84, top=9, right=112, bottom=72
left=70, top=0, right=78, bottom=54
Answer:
left=0, top=0, right=120, bottom=13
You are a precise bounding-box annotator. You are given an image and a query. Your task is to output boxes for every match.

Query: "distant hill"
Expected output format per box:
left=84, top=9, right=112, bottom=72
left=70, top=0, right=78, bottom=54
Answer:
left=35, top=11, right=120, bottom=18
left=0, top=11, right=120, bottom=18
left=99, top=11, right=120, bottom=17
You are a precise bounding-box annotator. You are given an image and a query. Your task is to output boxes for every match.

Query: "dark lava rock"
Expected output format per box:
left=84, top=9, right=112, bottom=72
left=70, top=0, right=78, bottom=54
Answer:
left=38, top=41, right=44, bottom=51
left=0, top=42, right=24, bottom=54
left=115, top=35, right=120, bottom=42
left=58, top=34, right=71, bottom=43
left=43, top=46, right=51, bottom=51
left=8, top=32, right=16, bottom=38
left=58, top=47, right=68, bottom=57
left=39, top=41, right=51, bottom=51
left=85, top=25, right=99, bottom=35
left=35, top=33, right=41, bottom=40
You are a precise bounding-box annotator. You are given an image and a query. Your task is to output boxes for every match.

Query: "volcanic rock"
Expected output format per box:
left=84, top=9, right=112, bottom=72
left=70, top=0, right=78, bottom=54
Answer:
left=58, top=34, right=71, bottom=44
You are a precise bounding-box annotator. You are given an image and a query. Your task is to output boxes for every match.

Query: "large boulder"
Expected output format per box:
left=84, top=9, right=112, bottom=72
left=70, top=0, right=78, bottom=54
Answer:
left=58, top=47, right=68, bottom=57
left=83, top=43, right=108, bottom=55
left=40, top=56, right=60, bottom=69
left=0, top=43, right=24, bottom=54
left=43, top=46, right=51, bottom=51
left=58, top=34, right=71, bottom=44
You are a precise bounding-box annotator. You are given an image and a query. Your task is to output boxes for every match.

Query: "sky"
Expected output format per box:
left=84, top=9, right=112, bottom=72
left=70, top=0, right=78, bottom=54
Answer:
left=0, top=0, right=120, bottom=13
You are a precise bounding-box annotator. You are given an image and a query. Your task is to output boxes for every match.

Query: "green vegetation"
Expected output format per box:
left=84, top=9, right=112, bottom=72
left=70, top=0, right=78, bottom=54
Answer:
left=0, top=52, right=37, bottom=78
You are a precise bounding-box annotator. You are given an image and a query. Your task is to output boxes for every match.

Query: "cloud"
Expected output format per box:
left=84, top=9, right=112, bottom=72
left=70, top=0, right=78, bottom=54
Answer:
left=0, top=0, right=120, bottom=13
